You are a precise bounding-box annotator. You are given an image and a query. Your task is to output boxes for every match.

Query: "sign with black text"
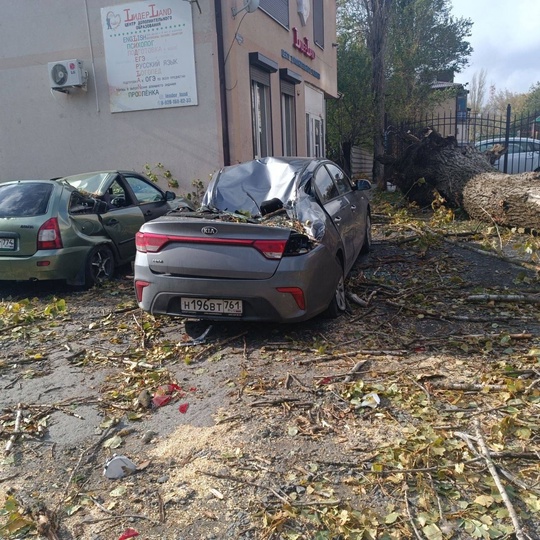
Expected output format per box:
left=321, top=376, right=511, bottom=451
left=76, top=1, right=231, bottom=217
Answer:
left=101, top=0, right=198, bottom=112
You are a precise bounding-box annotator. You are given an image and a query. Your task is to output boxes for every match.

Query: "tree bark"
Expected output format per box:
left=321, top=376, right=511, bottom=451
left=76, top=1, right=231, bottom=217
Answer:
left=463, top=172, right=540, bottom=228
left=364, top=0, right=392, bottom=189
left=386, top=130, right=540, bottom=230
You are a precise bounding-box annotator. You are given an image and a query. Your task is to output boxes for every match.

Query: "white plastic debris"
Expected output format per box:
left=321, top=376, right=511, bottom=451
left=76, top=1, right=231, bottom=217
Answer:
left=103, top=454, right=137, bottom=479
left=359, top=392, right=381, bottom=409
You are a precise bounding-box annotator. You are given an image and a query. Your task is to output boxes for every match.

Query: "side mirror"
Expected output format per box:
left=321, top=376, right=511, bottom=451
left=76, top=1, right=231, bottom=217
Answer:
left=165, top=191, right=176, bottom=201
left=356, top=179, right=372, bottom=191
left=94, top=200, right=109, bottom=214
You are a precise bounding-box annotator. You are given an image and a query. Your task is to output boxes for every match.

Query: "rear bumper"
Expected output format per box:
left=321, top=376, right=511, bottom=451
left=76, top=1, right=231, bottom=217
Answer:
left=0, top=247, right=90, bottom=283
left=134, top=251, right=340, bottom=323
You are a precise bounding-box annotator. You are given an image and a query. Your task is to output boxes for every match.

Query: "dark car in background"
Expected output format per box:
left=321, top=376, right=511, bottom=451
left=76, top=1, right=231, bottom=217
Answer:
left=134, top=157, right=372, bottom=323
left=0, top=171, right=179, bottom=286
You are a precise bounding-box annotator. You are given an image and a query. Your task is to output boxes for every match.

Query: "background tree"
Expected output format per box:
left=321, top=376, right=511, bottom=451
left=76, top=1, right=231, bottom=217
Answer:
left=385, top=0, right=472, bottom=122
left=326, top=36, right=373, bottom=169
left=483, top=85, right=528, bottom=117
left=366, top=0, right=393, bottom=188
left=468, top=69, right=488, bottom=115
left=522, top=82, right=540, bottom=114
left=328, top=0, right=472, bottom=182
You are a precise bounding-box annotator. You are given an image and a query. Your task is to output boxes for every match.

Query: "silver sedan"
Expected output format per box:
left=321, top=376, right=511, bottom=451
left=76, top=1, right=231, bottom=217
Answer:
left=134, top=157, right=371, bottom=323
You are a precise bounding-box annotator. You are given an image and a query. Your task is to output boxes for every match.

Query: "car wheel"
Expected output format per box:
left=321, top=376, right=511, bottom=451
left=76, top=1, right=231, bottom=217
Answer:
left=360, top=213, right=371, bottom=255
left=85, top=245, right=115, bottom=287
left=324, top=264, right=347, bottom=319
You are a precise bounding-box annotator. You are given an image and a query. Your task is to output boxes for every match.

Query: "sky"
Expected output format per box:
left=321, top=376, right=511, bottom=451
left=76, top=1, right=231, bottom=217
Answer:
left=450, top=0, right=540, bottom=95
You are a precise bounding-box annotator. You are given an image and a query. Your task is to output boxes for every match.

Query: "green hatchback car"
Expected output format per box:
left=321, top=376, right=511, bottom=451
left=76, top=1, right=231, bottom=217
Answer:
left=0, top=171, right=180, bottom=287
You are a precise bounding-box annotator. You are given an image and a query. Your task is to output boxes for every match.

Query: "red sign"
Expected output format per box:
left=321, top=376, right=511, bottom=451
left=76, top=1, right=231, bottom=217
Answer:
left=292, top=27, right=316, bottom=60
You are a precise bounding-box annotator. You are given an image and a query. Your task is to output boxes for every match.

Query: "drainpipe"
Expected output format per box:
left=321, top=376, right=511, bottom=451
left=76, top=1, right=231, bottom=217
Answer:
left=215, top=0, right=231, bottom=166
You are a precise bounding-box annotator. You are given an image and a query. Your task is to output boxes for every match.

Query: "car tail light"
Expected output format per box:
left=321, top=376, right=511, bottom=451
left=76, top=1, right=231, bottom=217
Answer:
left=136, top=232, right=289, bottom=260
left=252, top=240, right=287, bottom=259
left=276, top=287, right=306, bottom=310
left=283, top=233, right=314, bottom=256
left=135, top=280, right=150, bottom=302
left=37, top=218, right=63, bottom=250
left=136, top=232, right=166, bottom=253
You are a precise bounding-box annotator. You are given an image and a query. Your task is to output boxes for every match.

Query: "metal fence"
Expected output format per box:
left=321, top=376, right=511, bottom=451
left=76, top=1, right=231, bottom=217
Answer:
left=385, top=105, right=540, bottom=174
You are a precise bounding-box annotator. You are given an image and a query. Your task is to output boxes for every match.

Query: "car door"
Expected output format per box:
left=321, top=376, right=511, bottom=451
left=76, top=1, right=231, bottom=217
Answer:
left=99, top=175, right=145, bottom=261
left=312, top=164, right=357, bottom=268
left=504, top=142, right=525, bottom=173
left=325, top=163, right=367, bottom=259
left=121, top=173, right=172, bottom=222
left=523, top=140, right=540, bottom=172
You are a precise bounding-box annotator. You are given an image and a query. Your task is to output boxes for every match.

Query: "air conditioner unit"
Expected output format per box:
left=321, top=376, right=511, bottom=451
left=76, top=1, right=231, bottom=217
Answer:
left=48, top=59, right=86, bottom=90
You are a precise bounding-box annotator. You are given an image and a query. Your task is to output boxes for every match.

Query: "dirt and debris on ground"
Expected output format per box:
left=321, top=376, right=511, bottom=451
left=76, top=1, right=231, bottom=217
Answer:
left=1, top=196, right=540, bottom=540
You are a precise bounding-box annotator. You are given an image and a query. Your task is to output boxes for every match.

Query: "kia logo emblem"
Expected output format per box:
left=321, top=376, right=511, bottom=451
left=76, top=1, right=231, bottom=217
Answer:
left=201, top=226, right=218, bottom=235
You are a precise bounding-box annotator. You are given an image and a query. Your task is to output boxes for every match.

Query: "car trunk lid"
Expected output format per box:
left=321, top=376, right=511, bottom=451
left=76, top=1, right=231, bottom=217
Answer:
left=137, top=217, right=292, bottom=279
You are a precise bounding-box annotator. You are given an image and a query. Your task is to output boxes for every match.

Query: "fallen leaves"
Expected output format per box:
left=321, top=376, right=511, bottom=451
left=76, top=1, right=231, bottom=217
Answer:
left=1, top=195, right=540, bottom=539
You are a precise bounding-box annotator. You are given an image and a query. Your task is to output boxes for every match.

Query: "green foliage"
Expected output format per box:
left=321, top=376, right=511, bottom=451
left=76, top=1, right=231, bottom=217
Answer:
left=386, top=0, right=472, bottom=120
left=521, top=81, right=540, bottom=116
left=0, top=297, right=67, bottom=330
left=326, top=34, right=373, bottom=159
left=0, top=496, right=35, bottom=538
left=143, top=163, right=206, bottom=208
left=184, top=179, right=206, bottom=208
left=143, top=162, right=179, bottom=189
left=329, top=0, right=473, bottom=155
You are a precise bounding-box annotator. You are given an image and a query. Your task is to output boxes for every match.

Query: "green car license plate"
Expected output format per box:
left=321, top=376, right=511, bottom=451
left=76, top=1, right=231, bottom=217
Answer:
left=181, top=297, right=243, bottom=315
left=0, top=237, right=16, bottom=250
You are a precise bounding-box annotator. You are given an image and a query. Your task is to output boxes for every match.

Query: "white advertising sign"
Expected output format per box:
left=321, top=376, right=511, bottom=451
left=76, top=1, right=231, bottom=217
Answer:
left=101, top=0, right=198, bottom=113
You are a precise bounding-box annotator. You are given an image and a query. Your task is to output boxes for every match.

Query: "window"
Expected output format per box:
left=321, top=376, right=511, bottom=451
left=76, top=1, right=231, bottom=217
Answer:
left=281, top=80, right=296, bottom=156
left=124, top=175, right=164, bottom=204
left=251, top=68, right=273, bottom=158
left=313, top=165, right=338, bottom=203
left=259, top=0, right=289, bottom=28
left=325, top=163, right=352, bottom=194
left=69, top=192, right=100, bottom=215
left=0, top=182, right=52, bottom=217
left=306, top=116, right=324, bottom=157
left=313, top=0, right=324, bottom=48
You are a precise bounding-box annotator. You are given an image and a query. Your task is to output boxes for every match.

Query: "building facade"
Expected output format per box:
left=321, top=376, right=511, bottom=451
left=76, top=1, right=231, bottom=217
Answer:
left=0, top=0, right=337, bottom=192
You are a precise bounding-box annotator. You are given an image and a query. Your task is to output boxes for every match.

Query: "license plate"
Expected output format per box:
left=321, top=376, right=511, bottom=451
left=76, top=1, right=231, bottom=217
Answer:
left=0, top=238, right=15, bottom=250
left=180, top=297, right=243, bottom=315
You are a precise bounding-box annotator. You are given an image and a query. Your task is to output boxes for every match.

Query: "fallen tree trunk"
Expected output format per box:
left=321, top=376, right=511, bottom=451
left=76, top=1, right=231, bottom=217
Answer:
left=463, top=173, right=540, bottom=229
left=385, top=130, right=540, bottom=230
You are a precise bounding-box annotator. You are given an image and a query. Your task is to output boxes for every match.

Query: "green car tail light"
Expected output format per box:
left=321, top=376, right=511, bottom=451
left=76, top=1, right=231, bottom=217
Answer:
left=37, top=217, right=63, bottom=250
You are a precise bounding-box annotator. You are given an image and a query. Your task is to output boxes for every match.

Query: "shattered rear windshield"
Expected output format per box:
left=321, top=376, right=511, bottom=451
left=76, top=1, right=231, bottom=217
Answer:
left=0, top=182, right=53, bottom=218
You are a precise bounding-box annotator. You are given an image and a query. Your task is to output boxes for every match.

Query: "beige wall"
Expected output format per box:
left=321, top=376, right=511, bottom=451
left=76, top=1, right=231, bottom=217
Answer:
left=0, top=0, right=222, bottom=193
left=0, top=0, right=337, bottom=192
left=222, top=0, right=337, bottom=163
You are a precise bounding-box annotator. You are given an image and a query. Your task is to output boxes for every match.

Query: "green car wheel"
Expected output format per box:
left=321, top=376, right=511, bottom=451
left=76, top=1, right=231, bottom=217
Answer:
left=85, top=245, right=115, bottom=287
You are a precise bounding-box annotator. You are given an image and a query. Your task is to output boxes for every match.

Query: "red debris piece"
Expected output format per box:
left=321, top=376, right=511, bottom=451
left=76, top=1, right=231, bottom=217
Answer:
left=152, top=395, right=173, bottom=408
left=178, top=403, right=189, bottom=414
left=118, top=528, right=139, bottom=540
left=155, top=383, right=182, bottom=395
left=152, top=383, right=184, bottom=408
